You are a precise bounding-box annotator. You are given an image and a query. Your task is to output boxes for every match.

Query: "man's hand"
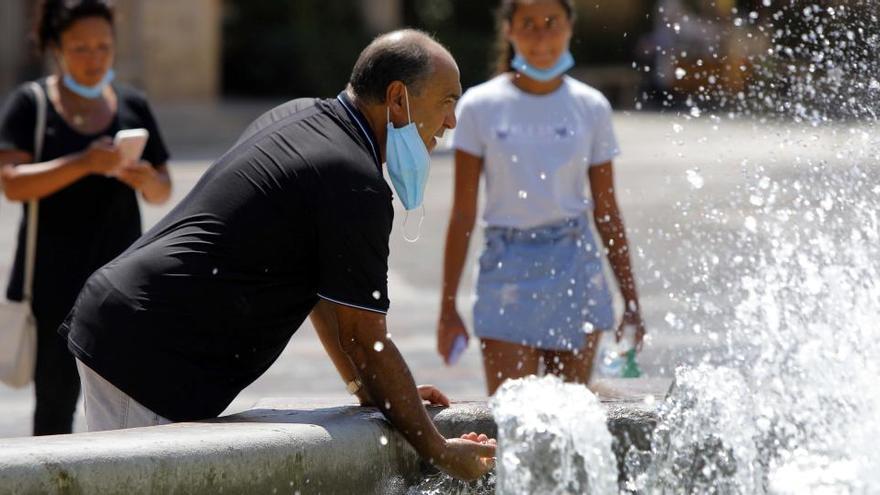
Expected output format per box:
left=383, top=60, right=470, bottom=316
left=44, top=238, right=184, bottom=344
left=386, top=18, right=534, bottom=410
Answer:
left=434, top=433, right=496, bottom=481
left=417, top=384, right=450, bottom=406
left=359, top=384, right=450, bottom=408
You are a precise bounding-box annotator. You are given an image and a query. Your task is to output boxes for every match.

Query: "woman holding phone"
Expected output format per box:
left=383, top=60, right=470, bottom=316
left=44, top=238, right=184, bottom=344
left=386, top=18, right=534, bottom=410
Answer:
left=0, top=0, right=171, bottom=435
left=437, top=0, right=645, bottom=394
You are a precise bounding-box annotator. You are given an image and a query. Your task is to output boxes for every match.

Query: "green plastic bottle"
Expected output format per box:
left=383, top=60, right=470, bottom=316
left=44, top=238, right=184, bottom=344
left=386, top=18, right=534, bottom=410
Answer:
left=621, top=349, right=642, bottom=378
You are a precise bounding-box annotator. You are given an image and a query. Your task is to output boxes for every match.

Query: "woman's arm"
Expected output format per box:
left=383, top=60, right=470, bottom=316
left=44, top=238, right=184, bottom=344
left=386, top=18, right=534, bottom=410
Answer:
left=437, top=150, right=482, bottom=362
left=0, top=139, right=123, bottom=201
left=588, top=161, right=647, bottom=349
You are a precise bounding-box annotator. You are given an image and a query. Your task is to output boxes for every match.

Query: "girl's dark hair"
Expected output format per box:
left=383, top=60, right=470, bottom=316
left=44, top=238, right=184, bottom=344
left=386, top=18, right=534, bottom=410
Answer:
left=33, top=0, right=115, bottom=53
left=493, top=0, right=576, bottom=76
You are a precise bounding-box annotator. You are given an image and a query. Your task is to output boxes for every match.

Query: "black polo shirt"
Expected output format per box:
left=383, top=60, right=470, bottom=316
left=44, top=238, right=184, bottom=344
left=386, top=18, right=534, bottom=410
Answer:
left=60, top=92, right=393, bottom=421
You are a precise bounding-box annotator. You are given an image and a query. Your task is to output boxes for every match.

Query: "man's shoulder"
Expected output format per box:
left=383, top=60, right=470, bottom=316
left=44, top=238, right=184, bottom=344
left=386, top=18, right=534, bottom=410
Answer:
left=236, top=97, right=325, bottom=145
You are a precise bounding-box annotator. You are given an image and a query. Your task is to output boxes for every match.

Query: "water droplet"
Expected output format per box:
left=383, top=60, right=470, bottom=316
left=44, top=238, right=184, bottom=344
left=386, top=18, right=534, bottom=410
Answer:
left=211, top=268, right=218, bottom=275
left=749, top=195, right=765, bottom=206
left=686, top=169, right=704, bottom=189
left=373, top=341, right=384, bottom=352
left=518, top=190, right=528, bottom=199
left=539, top=172, right=547, bottom=180
left=511, top=155, right=519, bottom=163
left=372, top=290, right=381, bottom=300
left=379, top=435, right=388, bottom=446
left=744, top=216, right=758, bottom=232
left=675, top=67, right=687, bottom=80
left=672, top=123, right=684, bottom=133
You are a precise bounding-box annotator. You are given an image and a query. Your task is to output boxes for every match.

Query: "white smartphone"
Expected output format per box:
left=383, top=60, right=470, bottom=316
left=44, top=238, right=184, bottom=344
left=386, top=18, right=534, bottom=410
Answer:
left=113, top=128, right=149, bottom=162
left=447, top=334, right=468, bottom=366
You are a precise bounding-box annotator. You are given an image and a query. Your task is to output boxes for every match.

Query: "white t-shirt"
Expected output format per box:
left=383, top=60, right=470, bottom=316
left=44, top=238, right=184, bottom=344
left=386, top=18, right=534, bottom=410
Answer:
left=452, top=74, right=620, bottom=229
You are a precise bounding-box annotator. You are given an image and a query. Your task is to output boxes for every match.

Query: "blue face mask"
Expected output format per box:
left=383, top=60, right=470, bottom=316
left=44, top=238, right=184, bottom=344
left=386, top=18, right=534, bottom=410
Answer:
left=511, top=50, right=574, bottom=82
left=386, top=86, right=431, bottom=212
left=62, top=68, right=115, bottom=99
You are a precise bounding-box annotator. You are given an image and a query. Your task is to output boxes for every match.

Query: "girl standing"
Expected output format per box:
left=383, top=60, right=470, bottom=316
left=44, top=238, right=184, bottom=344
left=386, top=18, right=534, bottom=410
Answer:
left=437, top=0, right=645, bottom=394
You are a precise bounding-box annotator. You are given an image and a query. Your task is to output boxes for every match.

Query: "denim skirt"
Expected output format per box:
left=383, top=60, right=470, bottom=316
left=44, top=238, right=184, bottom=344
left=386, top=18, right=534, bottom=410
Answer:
left=473, top=215, right=615, bottom=351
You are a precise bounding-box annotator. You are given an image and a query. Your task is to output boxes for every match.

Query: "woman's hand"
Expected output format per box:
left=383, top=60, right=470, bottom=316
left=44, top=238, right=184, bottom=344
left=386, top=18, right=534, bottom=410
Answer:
left=616, top=309, right=647, bottom=352
left=112, top=161, right=172, bottom=204
left=437, top=308, right=469, bottom=365
left=111, top=160, right=158, bottom=191
left=81, top=137, right=125, bottom=175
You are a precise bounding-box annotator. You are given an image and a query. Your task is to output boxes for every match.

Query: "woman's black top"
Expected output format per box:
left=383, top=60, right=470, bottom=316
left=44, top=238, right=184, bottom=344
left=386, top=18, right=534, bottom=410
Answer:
left=0, top=78, right=170, bottom=327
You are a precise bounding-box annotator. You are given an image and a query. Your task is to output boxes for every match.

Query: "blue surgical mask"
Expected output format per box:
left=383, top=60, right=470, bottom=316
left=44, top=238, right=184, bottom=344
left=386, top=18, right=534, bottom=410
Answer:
left=386, top=86, right=431, bottom=212
left=62, top=69, right=115, bottom=99
left=511, top=50, right=574, bottom=82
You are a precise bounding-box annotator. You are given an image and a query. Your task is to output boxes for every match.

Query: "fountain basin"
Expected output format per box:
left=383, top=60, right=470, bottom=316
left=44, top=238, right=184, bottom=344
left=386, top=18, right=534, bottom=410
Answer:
left=0, top=379, right=663, bottom=494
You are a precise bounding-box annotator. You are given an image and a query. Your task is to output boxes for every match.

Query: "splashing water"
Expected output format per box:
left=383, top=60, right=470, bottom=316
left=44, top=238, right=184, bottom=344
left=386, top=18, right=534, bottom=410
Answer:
left=408, top=3, right=879, bottom=493
left=406, top=473, right=496, bottom=495
left=614, top=1, right=880, bottom=492
left=490, top=375, right=618, bottom=495
left=627, top=365, right=765, bottom=494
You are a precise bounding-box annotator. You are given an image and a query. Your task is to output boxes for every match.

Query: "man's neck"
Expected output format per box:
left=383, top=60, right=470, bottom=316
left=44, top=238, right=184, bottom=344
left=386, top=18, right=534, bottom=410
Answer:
left=346, top=89, right=387, bottom=164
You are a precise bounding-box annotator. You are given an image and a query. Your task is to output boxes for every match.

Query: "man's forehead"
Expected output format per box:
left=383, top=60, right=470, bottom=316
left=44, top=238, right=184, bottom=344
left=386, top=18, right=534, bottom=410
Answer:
left=427, top=53, right=462, bottom=97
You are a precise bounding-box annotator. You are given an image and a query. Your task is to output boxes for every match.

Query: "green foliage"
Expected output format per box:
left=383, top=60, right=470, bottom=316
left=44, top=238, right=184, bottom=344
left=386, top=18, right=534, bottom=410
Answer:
left=222, top=0, right=372, bottom=98
left=222, top=0, right=657, bottom=97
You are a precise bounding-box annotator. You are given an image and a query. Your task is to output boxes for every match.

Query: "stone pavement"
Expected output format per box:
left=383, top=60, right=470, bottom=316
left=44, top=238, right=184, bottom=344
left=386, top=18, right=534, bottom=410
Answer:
left=0, top=102, right=859, bottom=438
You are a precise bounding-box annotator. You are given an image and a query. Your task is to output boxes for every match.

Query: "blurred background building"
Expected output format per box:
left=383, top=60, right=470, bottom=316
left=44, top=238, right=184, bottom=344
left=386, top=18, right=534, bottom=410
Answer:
left=0, top=0, right=658, bottom=105
left=1, top=0, right=868, bottom=110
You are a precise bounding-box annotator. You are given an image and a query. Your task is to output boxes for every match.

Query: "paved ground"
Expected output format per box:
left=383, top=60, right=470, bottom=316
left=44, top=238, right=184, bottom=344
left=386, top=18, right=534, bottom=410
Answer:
left=0, top=102, right=863, bottom=438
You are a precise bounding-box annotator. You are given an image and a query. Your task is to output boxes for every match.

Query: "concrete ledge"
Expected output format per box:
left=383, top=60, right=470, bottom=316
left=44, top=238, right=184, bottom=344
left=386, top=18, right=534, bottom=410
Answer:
left=0, top=380, right=664, bottom=495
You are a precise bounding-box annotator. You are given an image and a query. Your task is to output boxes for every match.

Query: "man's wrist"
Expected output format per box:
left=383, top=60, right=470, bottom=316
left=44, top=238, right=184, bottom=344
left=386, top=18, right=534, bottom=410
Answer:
left=424, top=434, right=448, bottom=463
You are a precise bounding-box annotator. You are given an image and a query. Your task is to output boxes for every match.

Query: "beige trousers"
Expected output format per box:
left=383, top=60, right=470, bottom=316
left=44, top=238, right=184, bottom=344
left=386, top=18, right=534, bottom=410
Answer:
left=76, top=359, right=171, bottom=431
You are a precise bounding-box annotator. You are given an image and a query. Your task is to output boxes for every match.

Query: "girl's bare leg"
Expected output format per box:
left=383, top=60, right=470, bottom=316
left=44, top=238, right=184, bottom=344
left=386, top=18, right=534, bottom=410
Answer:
left=543, top=331, right=602, bottom=385
left=480, top=338, right=542, bottom=396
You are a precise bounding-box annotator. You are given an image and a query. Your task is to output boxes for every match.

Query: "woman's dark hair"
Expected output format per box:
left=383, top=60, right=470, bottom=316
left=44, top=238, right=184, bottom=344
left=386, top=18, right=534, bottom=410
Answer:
left=33, top=0, right=115, bottom=53
left=493, top=0, right=576, bottom=76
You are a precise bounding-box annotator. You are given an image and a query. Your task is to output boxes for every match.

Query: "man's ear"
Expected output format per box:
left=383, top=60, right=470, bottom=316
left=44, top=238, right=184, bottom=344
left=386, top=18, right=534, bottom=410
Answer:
left=384, top=81, right=407, bottom=125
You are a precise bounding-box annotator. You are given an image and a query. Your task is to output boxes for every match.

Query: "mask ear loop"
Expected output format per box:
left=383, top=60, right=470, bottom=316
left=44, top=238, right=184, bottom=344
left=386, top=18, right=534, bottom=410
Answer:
left=402, top=205, right=425, bottom=243
left=387, top=85, right=413, bottom=126
left=403, top=86, right=412, bottom=123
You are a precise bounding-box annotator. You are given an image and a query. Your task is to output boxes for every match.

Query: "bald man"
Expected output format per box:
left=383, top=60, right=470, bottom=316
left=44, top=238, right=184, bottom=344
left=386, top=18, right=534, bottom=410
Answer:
left=60, top=30, right=495, bottom=480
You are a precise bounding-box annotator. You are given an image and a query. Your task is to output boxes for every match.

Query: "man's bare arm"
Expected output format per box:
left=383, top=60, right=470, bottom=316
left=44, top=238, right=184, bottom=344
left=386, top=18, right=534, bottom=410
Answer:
left=309, top=299, right=373, bottom=405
